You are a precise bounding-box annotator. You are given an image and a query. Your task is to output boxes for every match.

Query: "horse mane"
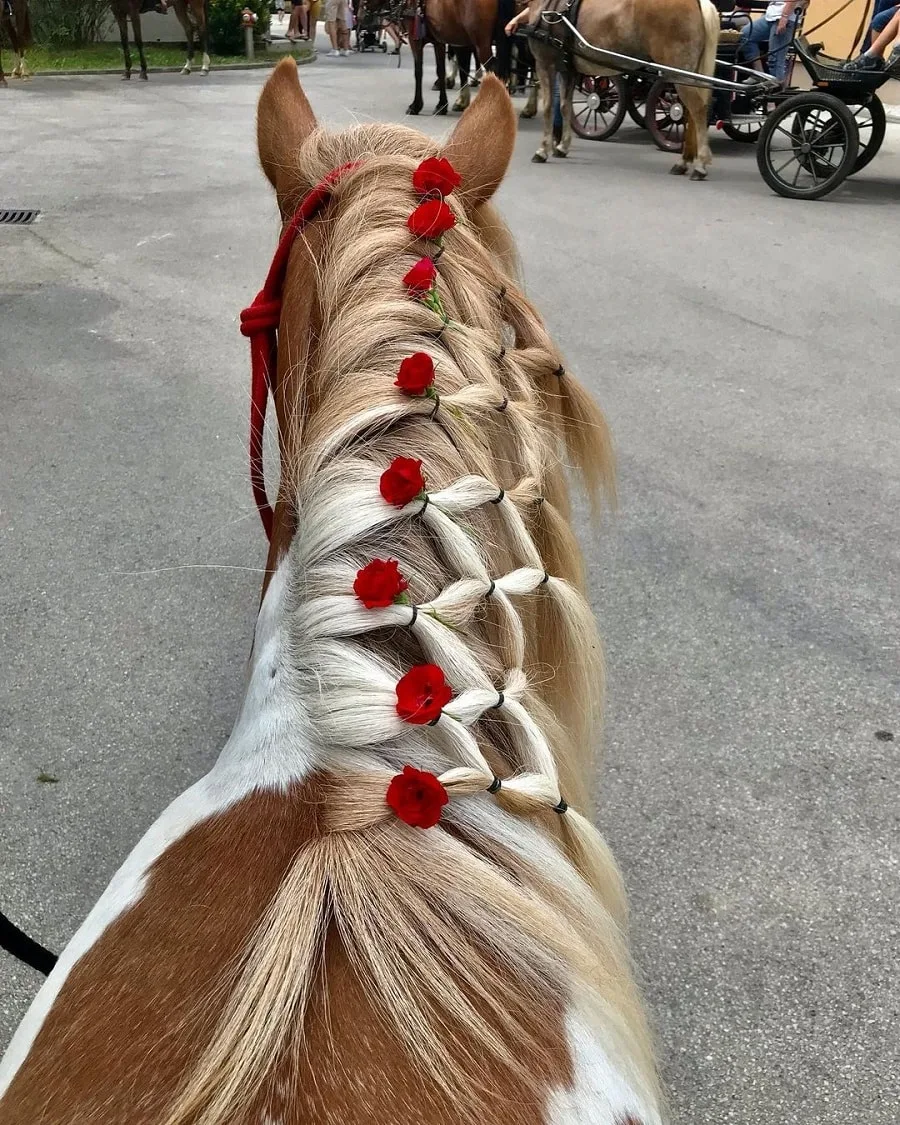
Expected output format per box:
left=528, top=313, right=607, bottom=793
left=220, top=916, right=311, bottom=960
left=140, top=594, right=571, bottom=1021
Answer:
left=162, top=118, right=657, bottom=1125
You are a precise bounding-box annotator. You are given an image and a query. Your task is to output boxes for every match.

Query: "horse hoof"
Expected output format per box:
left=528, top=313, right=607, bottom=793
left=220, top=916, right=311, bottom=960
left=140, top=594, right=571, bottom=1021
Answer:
left=433, top=103, right=448, bottom=116
left=0, top=77, right=8, bottom=87
left=431, top=79, right=440, bottom=90
left=446, top=77, right=455, bottom=89
left=689, top=169, right=707, bottom=181
left=181, top=67, right=191, bottom=75
left=122, top=72, right=132, bottom=80
left=552, top=147, right=567, bottom=158
left=201, top=67, right=209, bottom=75
left=669, top=163, right=687, bottom=176
left=406, top=103, right=422, bottom=116
left=531, top=152, right=547, bottom=163
left=452, top=100, right=467, bottom=113
left=140, top=71, right=149, bottom=80
left=520, top=108, right=536, bottom=119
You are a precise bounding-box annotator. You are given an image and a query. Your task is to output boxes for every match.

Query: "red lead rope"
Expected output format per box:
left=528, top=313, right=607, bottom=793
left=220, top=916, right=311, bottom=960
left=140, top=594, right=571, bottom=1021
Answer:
left=239, top=162, right=360, bottom=540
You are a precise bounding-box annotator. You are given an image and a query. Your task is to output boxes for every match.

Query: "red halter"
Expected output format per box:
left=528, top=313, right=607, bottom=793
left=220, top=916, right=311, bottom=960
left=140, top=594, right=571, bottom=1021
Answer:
left=239, top=163, right=359, bottom=540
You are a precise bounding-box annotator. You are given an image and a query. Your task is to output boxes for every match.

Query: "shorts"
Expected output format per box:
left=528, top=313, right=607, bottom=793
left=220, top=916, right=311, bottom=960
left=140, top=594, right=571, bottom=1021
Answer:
left=324, top=0, right=346, bottom=23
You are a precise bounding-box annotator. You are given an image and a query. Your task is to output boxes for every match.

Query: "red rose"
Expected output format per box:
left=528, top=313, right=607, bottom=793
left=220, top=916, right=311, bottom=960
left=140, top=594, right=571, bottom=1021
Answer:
left=407, top=199, right=456, bottom=240
left=412, top=156, right=462, bottom=198
left=379, top=456, right=426, bottom=507
left=386, top=764, right=449, bottom=829
left=395, top=664, right=453, bottom=725
left=353, top=558, right=409, bottom=609
left=402, top=257, right=437, bottom=295
left=394, top=352, right=435, bottom=396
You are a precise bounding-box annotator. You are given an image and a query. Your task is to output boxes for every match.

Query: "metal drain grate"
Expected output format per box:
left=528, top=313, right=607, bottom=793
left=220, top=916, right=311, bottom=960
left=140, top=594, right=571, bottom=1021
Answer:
left=0, top=209, right=41, bottom=225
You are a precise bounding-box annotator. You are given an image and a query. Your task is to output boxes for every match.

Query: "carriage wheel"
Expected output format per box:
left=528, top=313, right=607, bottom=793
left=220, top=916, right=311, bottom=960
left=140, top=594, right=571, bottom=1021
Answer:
left=645, top=80, right=685, bottom=153
left=757, top=93, right=858, bottom=200
left=570, top=75, right=627, bottom=141
left=625, top=74, right=654, bottom=129
left=721, top=106, right=768, bottom=143
left=846, top=96, right=886, bottom=174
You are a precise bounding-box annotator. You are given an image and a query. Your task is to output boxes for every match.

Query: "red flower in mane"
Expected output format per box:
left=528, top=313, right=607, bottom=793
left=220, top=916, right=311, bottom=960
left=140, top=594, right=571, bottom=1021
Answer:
left=408, top=199, right=456, bottom=240
left=402, top=257, right=437, bottom=295
left=386, top=765, right=449, bottom=829
left=395, top=663, right=453, bottom=725
left=394, top=352, right=435, bottom=396
left=413, top=157, right=462, bottom=198
left=354, top=558, right=409, bottom=609
left=379, top=456, right=426, bottom=507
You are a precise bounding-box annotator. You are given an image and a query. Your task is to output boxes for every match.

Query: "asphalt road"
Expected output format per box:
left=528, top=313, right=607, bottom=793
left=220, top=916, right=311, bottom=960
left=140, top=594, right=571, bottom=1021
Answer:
left=1, top=53, right=897, bottom=1124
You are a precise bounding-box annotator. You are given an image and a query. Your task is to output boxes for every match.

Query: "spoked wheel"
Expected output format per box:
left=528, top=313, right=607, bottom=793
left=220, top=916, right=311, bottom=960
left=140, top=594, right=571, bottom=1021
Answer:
left=570, top=74, right=628, bottom=140
left=721, top=106, right=768, bottom=143
left=757, top=92, right=858, bottom=200
left=645, top=79, right=686, bottom=153
left=625, top=73, right=654, bottom=129
left=846, top=96, right=886, bottom=173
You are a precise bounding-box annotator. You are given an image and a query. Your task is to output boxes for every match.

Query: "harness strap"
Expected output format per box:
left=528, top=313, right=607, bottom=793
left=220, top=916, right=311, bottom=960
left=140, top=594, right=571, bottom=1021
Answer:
left=239, top=162, right=360, bottom=540
left=0, top=909, right=57, bottom=977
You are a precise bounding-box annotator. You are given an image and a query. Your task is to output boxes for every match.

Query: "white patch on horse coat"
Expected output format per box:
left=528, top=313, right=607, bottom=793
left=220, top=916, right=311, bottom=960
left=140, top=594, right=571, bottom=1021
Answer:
left=547, top=1006, right=662, bottom=1125
left=0, top=562, right=316, bottom=1097
left=201, top=52, right=210, bottom=72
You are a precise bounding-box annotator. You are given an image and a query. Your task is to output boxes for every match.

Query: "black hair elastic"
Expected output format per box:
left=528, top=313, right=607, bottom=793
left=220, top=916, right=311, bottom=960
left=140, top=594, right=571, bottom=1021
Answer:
left=419, top=494, right=430, bottom=515
left=496, top=396, right=509, bottom=413
left=428, top=714, right=442, bottom=727
left=554, top=364, right=565, bottom=378
left=553, top=797, right=568, bottom=814
left=492, top=691, right=505, bottom=710
left=487, top=775, right=503, bottom=793
left=434, top=317, right=448, bottom=341
left=429, top=394, right=441, bottom=420
left=491, top=488, right=505, bottom=505
left=540, top=571, right=550, bottom=585
left=407, top=605, right=418, bottom=628
left=497, top=346, right=507, bottom=362
left=432, top=246, right=445, bottom=262
left=486, top=580, right=496, bottom=597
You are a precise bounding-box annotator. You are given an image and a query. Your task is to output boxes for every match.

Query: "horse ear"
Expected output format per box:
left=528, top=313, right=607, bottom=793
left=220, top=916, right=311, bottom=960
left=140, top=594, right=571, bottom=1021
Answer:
left=257, top=57, right=317, bottom=202
left=441, top=76, right=517, bottom=208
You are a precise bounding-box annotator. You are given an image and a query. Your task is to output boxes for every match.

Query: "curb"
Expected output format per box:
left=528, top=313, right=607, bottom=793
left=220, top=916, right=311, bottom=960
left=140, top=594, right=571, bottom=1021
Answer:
left=885, top=104, right=900, bottom=123
left=30, top=52, right=315, bottom=77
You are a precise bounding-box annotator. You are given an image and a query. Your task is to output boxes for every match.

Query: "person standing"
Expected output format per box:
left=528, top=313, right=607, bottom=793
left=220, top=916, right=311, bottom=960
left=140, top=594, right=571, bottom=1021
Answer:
left=324, top=0, right=349, bottom=54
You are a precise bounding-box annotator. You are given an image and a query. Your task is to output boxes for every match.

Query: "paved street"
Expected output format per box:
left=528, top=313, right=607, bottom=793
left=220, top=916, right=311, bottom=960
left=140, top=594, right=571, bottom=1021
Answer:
left=1, top=52, right=897, bottom=1123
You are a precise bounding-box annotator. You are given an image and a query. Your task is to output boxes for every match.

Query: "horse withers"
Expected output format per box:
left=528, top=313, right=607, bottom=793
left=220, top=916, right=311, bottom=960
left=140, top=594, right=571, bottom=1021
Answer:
left=0, top=61, right=663, bottom=1125
left=519, top=0, right=719, bottom=178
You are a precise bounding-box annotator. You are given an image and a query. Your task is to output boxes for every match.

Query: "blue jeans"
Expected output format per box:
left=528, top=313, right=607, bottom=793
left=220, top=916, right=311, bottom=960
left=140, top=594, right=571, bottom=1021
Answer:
left=739, top=16, right=795, bottom=81
left=864, top=0, right=898, bottom=49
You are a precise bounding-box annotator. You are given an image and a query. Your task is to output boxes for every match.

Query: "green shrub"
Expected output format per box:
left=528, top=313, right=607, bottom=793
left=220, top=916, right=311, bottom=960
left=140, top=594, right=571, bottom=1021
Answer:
left=208, top=0, right=270, bottom=55
left=30, top=0, right=111, bottom=46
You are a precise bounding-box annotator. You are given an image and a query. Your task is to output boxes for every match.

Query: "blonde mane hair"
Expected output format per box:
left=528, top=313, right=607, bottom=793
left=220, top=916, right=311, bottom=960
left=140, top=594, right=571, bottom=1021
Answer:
left=164, top=75, right=659, bottom=1125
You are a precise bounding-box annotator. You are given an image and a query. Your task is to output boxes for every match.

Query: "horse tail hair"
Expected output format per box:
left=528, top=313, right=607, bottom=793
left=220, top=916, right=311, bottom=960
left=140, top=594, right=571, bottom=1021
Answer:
left=698, top=0, right=720, bottom=81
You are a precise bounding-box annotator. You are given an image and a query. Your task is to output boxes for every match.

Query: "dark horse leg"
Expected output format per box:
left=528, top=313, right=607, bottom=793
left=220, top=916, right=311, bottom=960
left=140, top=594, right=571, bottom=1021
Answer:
left=131, top=4, right=149, bottom=79
left=174, top=0, right=196, bottom=73
left=452, top=45, right=471, bottom=111
left=406, top=21, right=424, bottom=114
left=114, top=3, right=134, bottom=80
left=433, top=40, right=447, bottom=114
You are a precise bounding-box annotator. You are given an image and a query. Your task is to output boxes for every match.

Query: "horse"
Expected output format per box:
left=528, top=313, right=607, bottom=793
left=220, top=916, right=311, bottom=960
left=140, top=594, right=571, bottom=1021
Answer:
left=0, top=0, right=31, bottom=83
left=406, top=0, right=515, bottom=115
left=110, top=0, right=209, bottom=81
left=0, top=60, right=663, bottom=1125
left=519, top=0, right=719, bottom=177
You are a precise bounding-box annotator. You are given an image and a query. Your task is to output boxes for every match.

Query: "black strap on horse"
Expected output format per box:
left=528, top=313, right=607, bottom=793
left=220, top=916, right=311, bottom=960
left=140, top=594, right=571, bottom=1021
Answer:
left=0, top=909, right=58, bottom=976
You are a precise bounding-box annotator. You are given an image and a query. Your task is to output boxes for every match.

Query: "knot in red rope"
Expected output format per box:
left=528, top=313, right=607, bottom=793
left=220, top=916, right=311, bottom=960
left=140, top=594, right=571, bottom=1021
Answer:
left=240, top=297, right=282, bottom=337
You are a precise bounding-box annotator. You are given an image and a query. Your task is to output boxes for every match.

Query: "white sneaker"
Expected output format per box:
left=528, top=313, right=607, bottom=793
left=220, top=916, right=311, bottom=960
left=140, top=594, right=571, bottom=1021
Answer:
left=328, top=48, right=340, bottom=56
left=340, top=48, right=351, bottom=55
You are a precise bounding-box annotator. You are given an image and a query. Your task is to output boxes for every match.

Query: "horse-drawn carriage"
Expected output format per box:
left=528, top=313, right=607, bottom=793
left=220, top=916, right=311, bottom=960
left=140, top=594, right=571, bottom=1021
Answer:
left=522, top=0, right=898, bottom=198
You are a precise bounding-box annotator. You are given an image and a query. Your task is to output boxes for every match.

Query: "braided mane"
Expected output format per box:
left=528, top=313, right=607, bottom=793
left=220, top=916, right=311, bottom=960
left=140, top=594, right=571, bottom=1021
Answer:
left=163, top=117, right=660, bottom=1125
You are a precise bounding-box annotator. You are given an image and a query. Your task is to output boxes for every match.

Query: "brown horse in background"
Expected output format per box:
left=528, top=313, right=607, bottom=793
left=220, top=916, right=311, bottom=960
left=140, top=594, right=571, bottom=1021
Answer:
left=518, top=0, right=719, bottom=177
left=0, top=0, right=32, bottom=84
left=110, top=0, right=209, bottom=80
left=406, top=0, right=515, bottom=115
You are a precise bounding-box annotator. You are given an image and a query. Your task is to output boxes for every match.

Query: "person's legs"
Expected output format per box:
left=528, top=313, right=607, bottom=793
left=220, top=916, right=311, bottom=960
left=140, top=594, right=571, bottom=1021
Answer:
left=337, top=6, right=349, bottom=51
left=324, top=0, right=340, bottom=51
left=863, top=0, right=897, bottom=49
left=738, top=17, right=772, bottom=71
left=767, top=18, right=795, bottom=81
left=845, top=8, right=900, bottom=66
